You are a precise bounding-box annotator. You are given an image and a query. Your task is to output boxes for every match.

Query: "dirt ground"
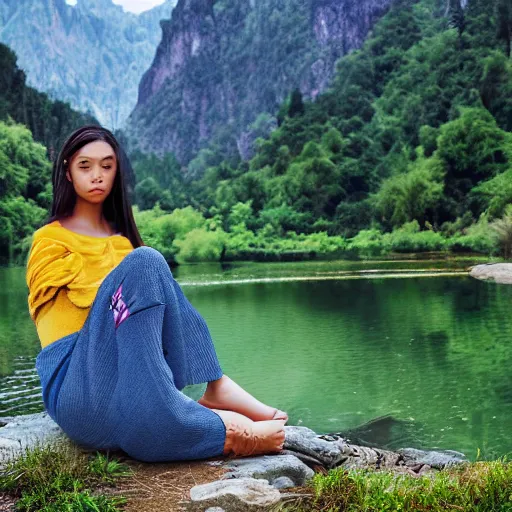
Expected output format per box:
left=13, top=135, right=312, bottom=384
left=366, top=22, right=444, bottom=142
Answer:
left=97, top=452, right=314, bottom=511
left=95, top=453, right=232, bottom=511
left=0, top=453, right=231, bottom=512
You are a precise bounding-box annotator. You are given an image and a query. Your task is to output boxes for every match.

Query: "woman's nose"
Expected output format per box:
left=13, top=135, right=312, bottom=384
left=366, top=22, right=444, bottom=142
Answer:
left=92, top=166, right=103, bottom=181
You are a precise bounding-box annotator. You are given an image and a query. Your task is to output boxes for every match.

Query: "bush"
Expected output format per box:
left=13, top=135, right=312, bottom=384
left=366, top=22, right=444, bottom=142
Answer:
left=489, top=205, right=512, bottom=258
left=300, top=231, right=348, bottom=254
left=347, top=229, right=389, bottom=258
left=447, top=234, right=497, bottom=254
left=173, top=228, right=226, bottom=263
left=446, top=213, right=499, bottom=255
left=384, top=221, right=447, bottom=252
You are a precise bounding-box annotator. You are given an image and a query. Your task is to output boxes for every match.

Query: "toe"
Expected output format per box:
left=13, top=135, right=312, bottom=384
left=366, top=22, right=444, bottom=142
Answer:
left=273, top=409, right=289, bottom=421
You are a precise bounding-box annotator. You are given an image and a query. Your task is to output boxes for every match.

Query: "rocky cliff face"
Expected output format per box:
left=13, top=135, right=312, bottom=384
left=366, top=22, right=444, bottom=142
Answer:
left=123, top=0, right=397, bottom=167
left=0, top=0, right=177, bottom=130
left=310, top=0, right=393, bottom=94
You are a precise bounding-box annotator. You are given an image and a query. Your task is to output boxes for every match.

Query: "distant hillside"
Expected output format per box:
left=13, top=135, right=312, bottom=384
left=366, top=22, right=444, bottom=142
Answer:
left=0, top=0, right=177, bottom=130
left=0, top=41, right=98, bottom=163
left=122, top=0, right=396, bottom=168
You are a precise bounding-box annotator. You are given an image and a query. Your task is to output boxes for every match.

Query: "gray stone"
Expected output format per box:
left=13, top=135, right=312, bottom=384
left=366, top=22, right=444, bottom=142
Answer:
left=469, top=263, right=512, bottom=284
left=187, top=477, right=281, bottom=511
left=283, top=426, right=347, bottom=468
left=397, top=448, right=467, bottom=469
left=0, top=412, right=67, bottom=468
left=283, top=428, right=404, bottom=471
left=337, top=443, right=403, bottom=470
left=222, top=454, right=314, bottom=487
left=205, top=508, right=226, bottom=512
left=271, top=476, right=296, bottom=489
left=281, top=425, right=467, bottom=475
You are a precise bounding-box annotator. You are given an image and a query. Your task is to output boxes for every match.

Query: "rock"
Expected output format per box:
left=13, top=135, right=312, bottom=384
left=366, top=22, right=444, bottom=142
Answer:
left=469, top=263, right=512, bottom=284
left=0, top=412, right=67, bottom=468
left=283, top=426, right=347, bottom=468
left=271, top=476, right=296, bottom=489
left=281, top=424, right=467, bottom=475
left=222, top=454, right=314, bottom=487
left=187, top=477, right=281, bottom=511
left=205, top=508, right=226, bottom=512
left=397, top=448, right=467, bottom=469
left=335, top=443, right=403, bottom=470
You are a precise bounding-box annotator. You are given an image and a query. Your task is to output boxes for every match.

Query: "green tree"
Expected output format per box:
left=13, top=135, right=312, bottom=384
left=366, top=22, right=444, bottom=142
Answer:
left=435, top=107, right=512, bottom=214
left=472, top=168, right=512, bottom=219
left=228, top=200, right=254, bottom=231
left=0, top=120, right=51, bottom=264
left=448, top=0, right=465, bottom=38
left=496, top=0, right=512, bottom=57
left=134, top=177, right=162, bottom=211
left=479, top=51, right=512, bottom=131
left=288, top=88, right=305, bottom=118
left=373, top=156, right=444, bottom=229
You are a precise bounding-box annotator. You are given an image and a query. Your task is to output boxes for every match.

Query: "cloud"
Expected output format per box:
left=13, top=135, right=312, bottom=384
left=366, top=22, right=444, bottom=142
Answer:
left=65, top=0, right=166, bottom=14
left=112, top=0, right=166, bottom=14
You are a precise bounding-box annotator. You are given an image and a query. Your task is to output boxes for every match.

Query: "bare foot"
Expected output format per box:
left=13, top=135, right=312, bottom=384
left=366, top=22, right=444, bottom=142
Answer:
left=198, top=375, right=289, bottom=423
left=248, top=419, right=286, bottom=455
left=214, top=408, right=286, bottom=457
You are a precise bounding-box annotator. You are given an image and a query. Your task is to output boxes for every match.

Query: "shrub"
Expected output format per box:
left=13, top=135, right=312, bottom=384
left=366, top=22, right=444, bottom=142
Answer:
left=384, top=221, right=447, bottom=252
left=347, top=229, right=389, bottom=258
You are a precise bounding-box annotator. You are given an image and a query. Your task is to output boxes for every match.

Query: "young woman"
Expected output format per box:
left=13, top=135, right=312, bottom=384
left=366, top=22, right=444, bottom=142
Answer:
left=26, top=124, right=288, bottom=462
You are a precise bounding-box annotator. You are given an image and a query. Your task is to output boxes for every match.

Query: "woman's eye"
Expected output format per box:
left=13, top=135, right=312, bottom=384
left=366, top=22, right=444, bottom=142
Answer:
left=79, top=166, right=111, bottom=169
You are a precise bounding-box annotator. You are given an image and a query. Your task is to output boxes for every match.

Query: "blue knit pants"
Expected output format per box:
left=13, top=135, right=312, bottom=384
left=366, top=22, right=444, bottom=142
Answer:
left=35, top=246, right=227, bottom=462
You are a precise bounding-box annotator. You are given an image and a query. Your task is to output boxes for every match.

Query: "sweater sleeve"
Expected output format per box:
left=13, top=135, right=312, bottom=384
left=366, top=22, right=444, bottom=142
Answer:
left=26, top=236, right=83, bottom=322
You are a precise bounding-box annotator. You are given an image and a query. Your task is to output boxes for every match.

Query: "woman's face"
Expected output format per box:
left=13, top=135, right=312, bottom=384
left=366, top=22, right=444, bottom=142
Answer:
left=66, top=140, right=117, bottom=204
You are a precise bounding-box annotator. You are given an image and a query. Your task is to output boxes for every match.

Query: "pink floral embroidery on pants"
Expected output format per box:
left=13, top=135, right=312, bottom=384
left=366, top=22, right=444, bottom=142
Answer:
left=110, top=283, right=130, bottom=328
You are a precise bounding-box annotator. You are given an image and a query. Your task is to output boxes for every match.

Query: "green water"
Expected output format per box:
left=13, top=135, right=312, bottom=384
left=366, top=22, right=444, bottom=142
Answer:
left=1, top=258, right=510, bottom=462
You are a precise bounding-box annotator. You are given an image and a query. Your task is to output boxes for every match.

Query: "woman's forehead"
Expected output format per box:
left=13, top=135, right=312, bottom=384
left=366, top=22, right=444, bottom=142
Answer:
left=74, top=141, right=116, bottom=161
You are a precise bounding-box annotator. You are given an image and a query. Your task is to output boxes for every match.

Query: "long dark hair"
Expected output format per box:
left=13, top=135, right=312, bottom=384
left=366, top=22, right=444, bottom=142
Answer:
left=44, top=124, right=145, bottom=248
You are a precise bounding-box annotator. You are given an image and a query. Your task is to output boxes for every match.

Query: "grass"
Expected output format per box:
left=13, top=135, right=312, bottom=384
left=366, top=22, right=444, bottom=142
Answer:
left=271, top=456, right=512, bottom=512
left=0, top=437, right=133, bottom=511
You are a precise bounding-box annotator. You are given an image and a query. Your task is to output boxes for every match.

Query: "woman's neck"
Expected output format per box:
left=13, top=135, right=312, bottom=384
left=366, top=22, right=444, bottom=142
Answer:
left=60, top=196, right=118, bottom=237
left=59, top=216, right=117, bottom=237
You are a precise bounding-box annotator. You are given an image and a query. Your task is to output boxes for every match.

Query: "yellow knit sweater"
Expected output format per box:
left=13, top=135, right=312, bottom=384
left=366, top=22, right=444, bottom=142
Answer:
left=26, top=220, right=134, bottom=348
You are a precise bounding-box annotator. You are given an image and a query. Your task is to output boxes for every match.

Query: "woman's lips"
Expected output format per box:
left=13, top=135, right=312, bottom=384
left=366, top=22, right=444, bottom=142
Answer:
left=89, top=188, right=104, bottom=193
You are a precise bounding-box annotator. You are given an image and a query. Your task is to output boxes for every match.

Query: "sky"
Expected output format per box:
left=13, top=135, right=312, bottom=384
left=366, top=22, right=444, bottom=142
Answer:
left=65, top=0, right=166, bottom=14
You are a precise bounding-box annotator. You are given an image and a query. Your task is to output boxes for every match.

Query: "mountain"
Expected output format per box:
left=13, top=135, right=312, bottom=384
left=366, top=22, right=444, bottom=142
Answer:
left=122, top=0, right=396, bottom=168
left=0, top=41, right=99, bottom=164
left=0, top=0, right=177, bottom=130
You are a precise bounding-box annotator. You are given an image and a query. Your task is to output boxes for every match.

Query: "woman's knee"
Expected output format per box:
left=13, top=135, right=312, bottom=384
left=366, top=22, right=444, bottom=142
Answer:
left=104, top=246, right=171, bottom=315
left=123, top=246, right=170, bottom=277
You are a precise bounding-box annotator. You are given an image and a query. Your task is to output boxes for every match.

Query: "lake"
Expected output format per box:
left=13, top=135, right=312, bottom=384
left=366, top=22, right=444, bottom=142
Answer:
left=1, top=257, right=510, bottom=462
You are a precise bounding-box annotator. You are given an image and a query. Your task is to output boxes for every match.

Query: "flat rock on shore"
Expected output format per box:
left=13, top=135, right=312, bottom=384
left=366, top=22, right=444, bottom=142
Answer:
left=469, top=263, right=512, bottom=284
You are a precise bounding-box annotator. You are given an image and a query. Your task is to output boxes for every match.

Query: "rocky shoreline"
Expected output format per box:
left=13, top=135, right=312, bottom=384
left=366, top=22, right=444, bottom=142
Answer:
left=0, top=412, right=468, bottom=511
